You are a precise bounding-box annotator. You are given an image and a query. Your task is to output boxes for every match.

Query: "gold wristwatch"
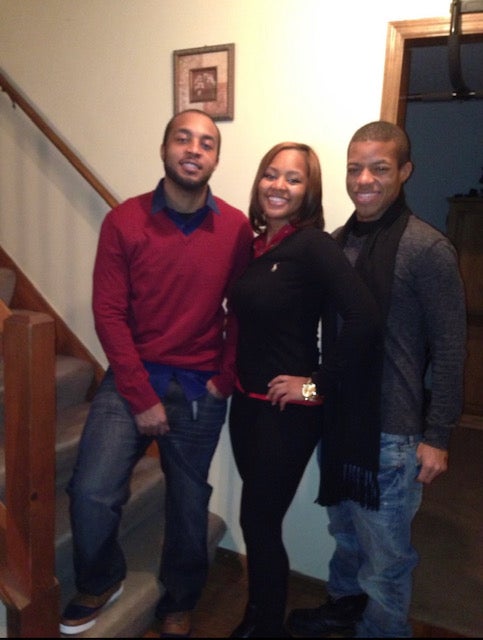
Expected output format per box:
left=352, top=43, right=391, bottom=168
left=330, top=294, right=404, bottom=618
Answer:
left=301, top=378, right=318, bottom=401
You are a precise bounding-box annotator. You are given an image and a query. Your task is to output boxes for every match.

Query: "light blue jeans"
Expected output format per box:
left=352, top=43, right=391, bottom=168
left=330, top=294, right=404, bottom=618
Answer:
left=67, top=369, right=226, bottom=612
left=326, top=433, right=423, bottom=637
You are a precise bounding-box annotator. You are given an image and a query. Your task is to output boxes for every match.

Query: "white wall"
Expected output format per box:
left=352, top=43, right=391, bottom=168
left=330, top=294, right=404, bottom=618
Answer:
left=0, top=0, right=452, bottom=581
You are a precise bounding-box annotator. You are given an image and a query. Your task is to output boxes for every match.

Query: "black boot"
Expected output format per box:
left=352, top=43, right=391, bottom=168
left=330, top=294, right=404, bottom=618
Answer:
left=286, top=593, right=368, bottom=637
left=230, top=603, right=259, bottom=638
left=230, top=603, right=292, bottom=638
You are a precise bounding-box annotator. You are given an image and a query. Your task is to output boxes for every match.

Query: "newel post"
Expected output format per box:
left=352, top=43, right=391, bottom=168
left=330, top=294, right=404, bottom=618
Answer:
left=3, top=311, right=60, bottom=637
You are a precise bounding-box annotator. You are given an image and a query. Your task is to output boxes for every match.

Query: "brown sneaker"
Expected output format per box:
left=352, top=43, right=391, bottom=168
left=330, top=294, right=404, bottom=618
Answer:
left=159, top=611, right=192, bottom=638
left=59, top=581, right=124, bottom=635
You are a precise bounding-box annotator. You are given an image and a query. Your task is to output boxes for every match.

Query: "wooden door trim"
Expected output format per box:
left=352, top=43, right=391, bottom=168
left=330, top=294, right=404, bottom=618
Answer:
left=380, top=14, right=483, bottom=124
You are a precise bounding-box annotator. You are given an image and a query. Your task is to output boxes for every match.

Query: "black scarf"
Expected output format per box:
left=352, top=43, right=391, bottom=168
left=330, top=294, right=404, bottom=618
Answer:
left=317, top=194, right=410, bottom=510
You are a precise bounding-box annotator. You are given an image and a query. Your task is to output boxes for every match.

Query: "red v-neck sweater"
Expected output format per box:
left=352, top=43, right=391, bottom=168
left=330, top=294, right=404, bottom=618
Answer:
left=93, top=190, right=253, bottom=414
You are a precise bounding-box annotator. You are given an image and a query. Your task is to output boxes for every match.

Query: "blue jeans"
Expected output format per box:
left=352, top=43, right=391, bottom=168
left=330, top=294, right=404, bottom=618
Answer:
left=67, top=369, right=226, bottom=612
left=326, top=433, right=423, bottom=637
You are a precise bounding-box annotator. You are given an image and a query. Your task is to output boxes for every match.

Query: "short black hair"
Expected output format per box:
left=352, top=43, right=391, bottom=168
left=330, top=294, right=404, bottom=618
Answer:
left=349, top=121, right=411, bottom=167
left=162, top=109, right=221, bottom=157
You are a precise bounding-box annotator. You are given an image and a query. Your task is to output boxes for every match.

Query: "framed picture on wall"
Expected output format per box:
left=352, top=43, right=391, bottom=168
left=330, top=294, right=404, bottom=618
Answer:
left=173, top=43, right=235, bottom=121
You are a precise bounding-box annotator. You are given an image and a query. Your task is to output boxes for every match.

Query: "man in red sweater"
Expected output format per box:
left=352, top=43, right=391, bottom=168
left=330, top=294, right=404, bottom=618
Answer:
left=60, top=109, right=253, bottom=638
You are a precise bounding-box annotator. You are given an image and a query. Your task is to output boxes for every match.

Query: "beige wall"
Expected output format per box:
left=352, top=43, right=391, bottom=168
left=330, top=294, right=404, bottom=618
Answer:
left=0, top=0, right=450, bottom=580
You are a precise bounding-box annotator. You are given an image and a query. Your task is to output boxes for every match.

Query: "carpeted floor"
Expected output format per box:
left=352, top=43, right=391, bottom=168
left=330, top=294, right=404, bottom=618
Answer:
left=410, top=422, right=483, bottom=638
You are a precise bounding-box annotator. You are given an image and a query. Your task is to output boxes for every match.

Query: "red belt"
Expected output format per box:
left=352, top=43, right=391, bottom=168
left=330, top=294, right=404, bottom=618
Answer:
left=235, top=380, right=324, bottom=406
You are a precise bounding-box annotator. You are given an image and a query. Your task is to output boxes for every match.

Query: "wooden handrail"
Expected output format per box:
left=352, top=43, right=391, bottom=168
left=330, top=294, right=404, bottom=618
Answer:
left=0, top=68, right=119, bottom=210
left=0, top=69, right=108, bottom=390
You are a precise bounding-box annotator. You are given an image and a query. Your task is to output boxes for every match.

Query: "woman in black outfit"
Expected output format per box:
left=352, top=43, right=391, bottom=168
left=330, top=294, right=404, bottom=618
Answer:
left=228, top=142, right=380, bottom=637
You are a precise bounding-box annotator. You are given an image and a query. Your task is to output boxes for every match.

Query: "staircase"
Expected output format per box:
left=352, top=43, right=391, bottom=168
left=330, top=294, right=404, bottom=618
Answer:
left=0, top=267, right=227, bottom=637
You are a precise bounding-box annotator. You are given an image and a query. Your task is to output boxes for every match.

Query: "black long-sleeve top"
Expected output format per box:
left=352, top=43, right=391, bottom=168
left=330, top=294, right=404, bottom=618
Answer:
left=230, top=227, right=381, bottom=397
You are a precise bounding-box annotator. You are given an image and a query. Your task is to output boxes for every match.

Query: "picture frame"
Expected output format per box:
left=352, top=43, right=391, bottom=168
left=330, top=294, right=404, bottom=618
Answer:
left=173, top=43, right=235, bottom=121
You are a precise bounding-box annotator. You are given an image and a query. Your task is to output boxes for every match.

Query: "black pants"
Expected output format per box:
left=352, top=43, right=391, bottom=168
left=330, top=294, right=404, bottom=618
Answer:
left=229, top=390, right=323, bottom=635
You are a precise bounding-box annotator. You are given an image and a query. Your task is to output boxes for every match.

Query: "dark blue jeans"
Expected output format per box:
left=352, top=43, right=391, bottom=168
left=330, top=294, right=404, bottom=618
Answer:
left=67, top=369, right=226, bottom=612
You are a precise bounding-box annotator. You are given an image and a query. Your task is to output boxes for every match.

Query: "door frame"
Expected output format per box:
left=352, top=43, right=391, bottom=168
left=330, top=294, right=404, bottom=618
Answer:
left=380, top=13, right=483, bottom=124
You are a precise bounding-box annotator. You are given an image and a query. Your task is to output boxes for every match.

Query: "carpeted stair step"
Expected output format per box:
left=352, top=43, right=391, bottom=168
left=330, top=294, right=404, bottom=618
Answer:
left=54, top=355, right=95, bottom=411
left=55, top=450, right=227, bottom=638
left=0, top=401, right=91, bottom=499
left=0, top=353, right=95, bottom=417
left=55, top=455, right=166, bottom=588
left=58, top=509, right=227, bottom=638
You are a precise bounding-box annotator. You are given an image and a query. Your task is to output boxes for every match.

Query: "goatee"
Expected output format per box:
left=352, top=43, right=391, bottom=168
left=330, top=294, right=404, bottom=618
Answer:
left=165, top=164, right=211, bottom=192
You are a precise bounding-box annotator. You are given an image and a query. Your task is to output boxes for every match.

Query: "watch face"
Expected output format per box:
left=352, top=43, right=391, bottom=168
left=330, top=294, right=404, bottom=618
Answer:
left=302, top=382, right=317, bottom=399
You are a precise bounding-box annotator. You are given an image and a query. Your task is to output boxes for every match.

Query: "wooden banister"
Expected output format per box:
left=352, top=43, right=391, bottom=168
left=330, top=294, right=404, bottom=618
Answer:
left=0, top=68, right=119, bottom=210
left=0, top=69, right=118, bottom=636
left=0, top=69, right=108, bottom=390
left=0, top=311, right=60, bottom=637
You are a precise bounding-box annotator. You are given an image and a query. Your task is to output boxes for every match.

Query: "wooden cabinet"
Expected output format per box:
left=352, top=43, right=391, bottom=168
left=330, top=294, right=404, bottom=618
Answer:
left=447, top=197, right=483, bottom=417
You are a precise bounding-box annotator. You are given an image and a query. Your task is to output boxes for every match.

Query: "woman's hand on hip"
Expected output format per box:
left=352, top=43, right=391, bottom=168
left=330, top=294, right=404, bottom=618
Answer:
left=267, top=375, right=310, bottom=410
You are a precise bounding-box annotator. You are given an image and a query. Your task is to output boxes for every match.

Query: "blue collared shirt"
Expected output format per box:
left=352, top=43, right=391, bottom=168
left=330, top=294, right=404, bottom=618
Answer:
left=143, top=361, right=214, bottom=402
left=150, top=178, right=220, bottom=235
